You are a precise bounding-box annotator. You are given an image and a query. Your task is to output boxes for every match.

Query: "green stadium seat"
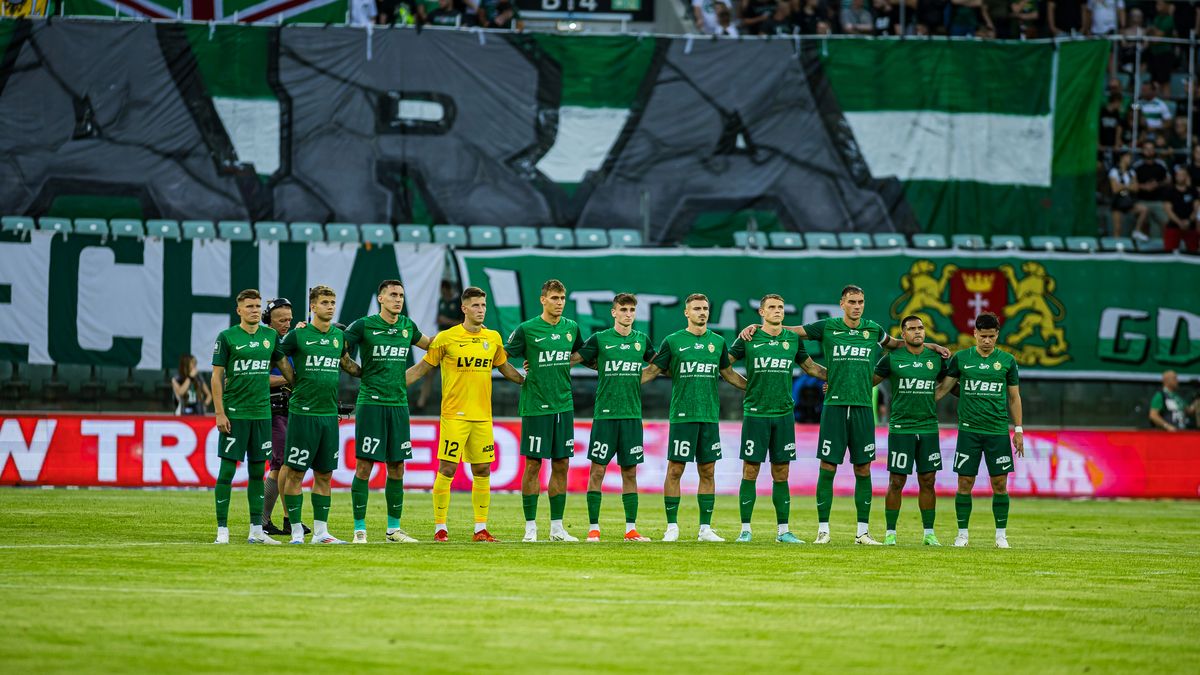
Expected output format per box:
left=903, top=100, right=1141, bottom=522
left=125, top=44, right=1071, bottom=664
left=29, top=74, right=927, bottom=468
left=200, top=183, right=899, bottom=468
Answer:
left=361, top=223, right=395, bottom=245
left=182, top=220, right=216, bottom=240
left=1100, top=236, right=1135, bottom=252
left=217, top=220, right=252, bottom=241
left=951, top=234, right=985, bottom=250
left=21, top=363, right=53, bottom=399
left=326, top=223, right=360, bottom=244
left=1029, top=235, right=1064, bottom=251
left=110, top=219, right=144, bottom=239
left=872, top=232, right=906, bottom=248
left=912, top=233, right=948, bottom=249
left=575, top=228, right=609, bottom=248
left=1, top=216, right=34, bottom=236
left=990, top=234, right=1025, bottom=250
left=1135, top=238, right=1165, bottom=253
left=804, top=232, right=838, bottom=249
left=733, top=230, right=766, bottom=248
left=431, top=224, right=465, bottom=247
left=1065, top=236, right=1098, bottom=252
left=609, top=229, right=643, bottom=247
left=73, top=218, right=108, bottom=238
left=540, top=227, right=574, bottom=249
left=289, top=222, right=325, bottom=242
left=468, top=225, right=503, bottom=248
left=768, top=232, right=804, bottom=249
left=837, top=232, right=872, bottom=249
left=146, top=219, right=181, bottom=240
left=254, top=221, right=288, bottom=242
left=504, top=226, right=539, bottom=248
left=398, top=224, right=433, bottom=245
left=38, top=217, right=73, bottom=235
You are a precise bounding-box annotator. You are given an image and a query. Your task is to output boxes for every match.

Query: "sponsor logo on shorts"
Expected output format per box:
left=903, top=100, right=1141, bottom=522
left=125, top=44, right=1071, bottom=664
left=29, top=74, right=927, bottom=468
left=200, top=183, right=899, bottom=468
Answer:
left=997, top=455, right=1012, bottom=465
left=864, top=443, right=876, bottom=454
left=630, top=446, right=644, bottom=455
left=710, top=442, right=721, bottom=451
left=401, top=441, right=412, bottom=450
left=784, top=443, right=796, bottom=452
left=482, top=444, right=495, bottom=453
left=261, top=441, right=271, bottom=449
left=565, top=439, right=575, bottom=447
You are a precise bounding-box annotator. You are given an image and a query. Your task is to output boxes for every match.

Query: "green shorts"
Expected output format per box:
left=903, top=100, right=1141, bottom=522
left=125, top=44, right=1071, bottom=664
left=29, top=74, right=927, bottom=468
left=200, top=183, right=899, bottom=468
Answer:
left=520, top=412, right=576, bottom=460
left=816, top=405, right=877, bottom=465
left=355, top=404, right=412, bottom=463
left=740, top=414, right=797, bottom=464
left=667, top=422, right=722, bottom=464
left=953, top=430, right=1014, bottom=477
left=284, top=414, right=341, bottom=473
left=887, top=432, right=942, bottom=475
left=587, top=419, right=645, bottom=467
left=217, top=418, right=272, bottom=463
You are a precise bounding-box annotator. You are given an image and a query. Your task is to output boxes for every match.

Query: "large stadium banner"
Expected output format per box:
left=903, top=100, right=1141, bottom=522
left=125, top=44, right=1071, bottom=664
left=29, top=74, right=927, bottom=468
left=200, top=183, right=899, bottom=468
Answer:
left=60, top=0, right=345, bottom=23
left=0, top=20, right=1106, bottom=240
left=3, top=414, right=1198, bottom=498
left=457, top=249, right=1200, bottom=382
left=0, top=232, right=445, bottom=370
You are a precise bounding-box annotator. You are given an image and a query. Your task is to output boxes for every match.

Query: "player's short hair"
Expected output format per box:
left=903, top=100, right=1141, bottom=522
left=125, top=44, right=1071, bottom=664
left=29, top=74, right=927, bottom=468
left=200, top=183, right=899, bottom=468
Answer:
left=612, top=292, right=637, bottom=307
left=377, top=279, right=403, bottom=295
left=684, top=293, right=709, bottom=307
left=461, top=286, right=486, bottom=303
left=541, top=279, right=566, bottom=296
left=840, top=284, right=865, bottom=299
left=236, top=289, right=261, bottom=304
left=975, top=312, right=1001, bottom=331
left=309, top=285, right=336, bottom=304
left=901, top=314, right=924, bottom=330
left=760, top=293, right=784, bottom=306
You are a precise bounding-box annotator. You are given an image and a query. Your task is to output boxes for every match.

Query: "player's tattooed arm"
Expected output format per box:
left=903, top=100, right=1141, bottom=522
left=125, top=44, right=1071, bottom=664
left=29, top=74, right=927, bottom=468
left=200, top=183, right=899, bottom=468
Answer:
left=802, top=357, right=828, bottom=381
left=405, top=360, right=434, bottom=387
left=498, top=362, right=525, bottom=385
left=211, top=366, right=231, bottom=434
left=339, top=353, right=362, bottom=378
left=274, top=358, right=296, bottom=387
left=640, top=363, right=663, bottom=384
left=720, top=366, right=747, bottom=391
left=1008, top=385, right=1025, bottom=457
left=935, top=376, right=959, bottom=401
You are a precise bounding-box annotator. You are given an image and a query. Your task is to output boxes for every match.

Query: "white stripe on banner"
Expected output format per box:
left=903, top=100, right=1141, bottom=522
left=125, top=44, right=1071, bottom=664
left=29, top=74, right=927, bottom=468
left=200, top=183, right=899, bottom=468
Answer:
left=535, top=106, right=630, bottom=183
left=305, top=244, right=357, bottom=321
left=0, top=233, right=52, bottom=365
left=394, top=243, right=441, bottom=357
left=212, top=98, right=280, bottom=176
left=843, top=111, right=1053, bottom=187
left=77, top=239, right=164, bottom=370
left=191, top=241, right=232, bottom=367
left=257, top=240, right=279, bottom=302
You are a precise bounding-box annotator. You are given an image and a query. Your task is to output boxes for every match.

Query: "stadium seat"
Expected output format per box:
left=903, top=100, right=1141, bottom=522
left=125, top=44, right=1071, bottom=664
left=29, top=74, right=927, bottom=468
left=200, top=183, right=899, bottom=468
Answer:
left=804, top=232, right=838, bottom=249
left=911, top=233, right=948, bottom=248
left=768, top=232, right=804, bottom=249
left=326, top=222, right=360, bottom=244
left=608, top=229, right=643, bottom=247
left=38, top=217, right=72, bottom=235
left=1, top=215, right=34, bottom=236
left=1135, top=238, right=1165, bottom=253
left=1029, top=235, right=1064, bottom=251
left=289, top=222, right=325, bottom=242
left=872, top=232, right=906, bottom=248
left=733, top=230, right=766, bottom=248
left=110, top=219, right=144, bottom=240
left=361, top=223, right=395, bottom=245
left=254, top=221, right=288, bottom=242
left=217, top=220, right=252, bottom=241
left=431, top=224, right=466, bottom=247
left=1100, top=236, right=1135, bottom=252
left=990, top=234, right=1025, bottom=250
left=468, top=225, right=503, bottom=248
left=540, top=228, right=575, bottom=249
left=73, top=218, right=107, bottom=238
left=145, top=219, right=181, bottom=240
left=951, top=233, right=986, bottom=250
left=504, top=226, right=539, bottom=248
left=1065, top=236, right=1098, bottom=252
left=398, top=224, right=433, bottom=245
left=182, top=220, right=215, bottom=240
left=575, top=228, right=609, bottom=248
left=837, top=232, right=872, bottom=249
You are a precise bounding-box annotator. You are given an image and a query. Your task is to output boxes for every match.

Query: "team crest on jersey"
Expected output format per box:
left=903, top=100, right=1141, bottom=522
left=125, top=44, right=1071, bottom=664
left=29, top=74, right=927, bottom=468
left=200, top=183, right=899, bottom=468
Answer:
left=783, top=341, right=789, bottom=350
left=634, top=342, right=641, bottom=351
left=566, top=333, right=572, bottom=341
left=708, top=343, right=715, bottom=353
left=927, top=360, right=934, bottom=369
left=993, top=361, right=1002, bottom=370
left=402, top=329, right=409, bottom=338
left=333, top=338, right=339, bottom=348
left=262, top=339, right=270, bottom=348
left=213, top=340, right=219, bottom=353
left=482, top=340, right=490, bottom=350
left=862, top=331, right=870, bottom=340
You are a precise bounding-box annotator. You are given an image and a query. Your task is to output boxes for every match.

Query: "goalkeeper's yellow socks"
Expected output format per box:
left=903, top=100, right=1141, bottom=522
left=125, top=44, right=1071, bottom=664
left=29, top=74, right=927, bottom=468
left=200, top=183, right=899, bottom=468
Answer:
left=433, top=472, right=452, bottom=528
left=471, top=475, right=490, bottom=529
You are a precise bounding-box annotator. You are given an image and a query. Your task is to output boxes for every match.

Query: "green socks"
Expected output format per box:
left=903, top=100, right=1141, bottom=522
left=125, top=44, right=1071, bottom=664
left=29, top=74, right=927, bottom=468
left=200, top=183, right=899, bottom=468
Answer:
left=885, top=508, right=900, bottom=531
left=351, top=476, right=369, bottom=522
left=921, top=507, right=936, bottom=530
left=247, top=461, right=264, bottom=527
left=992, top=493, right=1010, bottom=529
left=284, top=493, right=303, bottom=527
left=697, top=493, right=715, bottom=526
left=739, top=478, right=756, bottom=524
left=522, top=494, right=538, bottom=521
left=664, top=495, right=680, bottom=524
left=586, top=491, right=602, bottom=525
left=622, top=492, right=638, bottom=523
left=854, top=474, right=872, bottom=524
left=772, top=480, right=790, bottom=525
left=955, top=492, right=973, bottom=529
left=549, top=493, right=566, bottom=521
left=385, top=477, right=404, bottom=529
left=311, top=493, right=331, bottom=524
left=214, top=458, right=237, bottom=527
left=816, top=467, right=835, bottom=523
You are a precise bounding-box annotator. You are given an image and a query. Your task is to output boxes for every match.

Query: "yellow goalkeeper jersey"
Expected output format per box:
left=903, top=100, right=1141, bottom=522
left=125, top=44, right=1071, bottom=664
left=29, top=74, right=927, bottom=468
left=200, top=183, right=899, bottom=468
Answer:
left=423, top=324, right=508, bottom=422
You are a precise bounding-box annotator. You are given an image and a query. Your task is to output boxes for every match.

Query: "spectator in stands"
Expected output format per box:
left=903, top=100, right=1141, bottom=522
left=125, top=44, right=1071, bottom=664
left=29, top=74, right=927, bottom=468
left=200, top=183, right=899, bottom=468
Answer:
left=1135, top=82, right=1173, bottom=133
left=1109, top=151, right=1149, bottom=238
left=841, top=0, right=873, bottom=33
left=1164, top=115, right=1192, bottom=161
left=1147, top=2, right=1177, bottom=97
left=982, top=0, right=1013, bottom=37
left=694, top=0, right=731, bottom=34
left=815, top=18, right=834, bottom=33
left=871, top=0, right=899, bottom=34
left=1117, top=7, right=1143, bottom=72
left=1012, top=0, right=1039, bottom=38
left=917, top=0, right=948, bottom=34
left=716, top=4, right=741, bottom=34
left=1100, top=93, right=1124, bottom=163
left=1133, top=140, right=1170, bottom=240
left=1165, top=165, right=1200, bottom=251
left=1149, top=370, right=1198, bottom=431
left=795, top=0, right=824, bottom=33
left=350, top=0, right=378, bottom=25
left=418, top=280, right=464, bottom=409
left=742, top=0, right=775, bottom=33
left=759, top=0, right=795, bottom=33
left=424, top=0, right=462, bottom=25
left=1048, top=0, right=1084, bottom=34
left=947, top=0, right=982, bottom=36
left=1085, top=0, right=1125, bottom=36
left=1183, top=143, right=1200, bottom=187
left=172, top=354, right=211, bottom=416
left=477, top=0, right=520, bottom=28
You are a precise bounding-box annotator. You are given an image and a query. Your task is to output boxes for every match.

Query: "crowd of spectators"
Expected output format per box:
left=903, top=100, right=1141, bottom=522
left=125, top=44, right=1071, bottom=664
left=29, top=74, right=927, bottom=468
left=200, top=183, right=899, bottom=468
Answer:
left=352, top=0, right=521, bottom=29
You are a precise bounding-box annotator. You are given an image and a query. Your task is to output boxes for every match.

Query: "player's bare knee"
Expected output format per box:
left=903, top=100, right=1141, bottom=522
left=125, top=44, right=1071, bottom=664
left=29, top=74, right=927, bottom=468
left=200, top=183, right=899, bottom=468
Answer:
left=889, top=473, right=907, bottom=490
left=958, top=475, right=975, bottom=492
left=438, top=460, right=458, bottom=479
left=470, top=462, right=491, bottom=478
left=551, top=458, right=569, bottom=474
left=698, top=462, right=716, bottom=480
left=620, top=466, right=638, bottom=491
left=742, top=462, right=760, bottom=480
left=770, top=463, right=788, bottom=482
left=990, top=475, right=1008, bottom=494
left=917, top=473, right=936, bottom=490
left=852, top=462, right=871, bottom=477
left=386, top=462, right=404, bottom=480
left=666, top=461, right=686, bottom=480
left=354, top=461, right=373, bottom=480
left=820, top=460, right=838, bottom=473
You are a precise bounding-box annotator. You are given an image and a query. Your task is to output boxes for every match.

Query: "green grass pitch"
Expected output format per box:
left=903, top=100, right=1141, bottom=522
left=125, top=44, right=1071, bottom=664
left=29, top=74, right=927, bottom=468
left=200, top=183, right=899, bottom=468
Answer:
left=1, top=489, right=1198, bottom=673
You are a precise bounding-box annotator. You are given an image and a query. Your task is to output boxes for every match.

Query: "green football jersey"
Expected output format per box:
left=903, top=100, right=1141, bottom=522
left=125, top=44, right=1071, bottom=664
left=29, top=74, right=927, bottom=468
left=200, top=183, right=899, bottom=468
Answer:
left=874, top=347, right=946, bottom=434
left=650, top=328, right=731, bottom=423
left=946, top=347, right=1019, bottom=435
left=505, top=316, right=583, bottom=417
left=343, top=313, right=423, bottom=407
left=277, top=323, right=346, bottom=416
left=212, top=324, right=284, bottom=420
left=729, top=329, right=809, bottom=417
left=577, top=328, right=653, bottom=420
left=801, top=317, right=886, bottom=407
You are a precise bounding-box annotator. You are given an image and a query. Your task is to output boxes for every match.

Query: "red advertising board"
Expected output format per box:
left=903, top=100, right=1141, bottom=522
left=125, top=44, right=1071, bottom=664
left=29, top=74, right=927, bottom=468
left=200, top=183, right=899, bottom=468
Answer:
left=1, top=414, right=1198, bottom=498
